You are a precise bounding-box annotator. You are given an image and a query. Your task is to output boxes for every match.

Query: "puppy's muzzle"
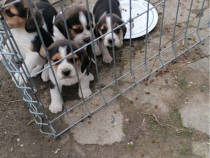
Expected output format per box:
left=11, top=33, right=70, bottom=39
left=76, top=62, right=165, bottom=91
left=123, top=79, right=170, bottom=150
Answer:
left=83, top=37, right=90, bottom=43
left=108, top=38, right=115, bottom=45
left=62, top=70, right=71, bottom=76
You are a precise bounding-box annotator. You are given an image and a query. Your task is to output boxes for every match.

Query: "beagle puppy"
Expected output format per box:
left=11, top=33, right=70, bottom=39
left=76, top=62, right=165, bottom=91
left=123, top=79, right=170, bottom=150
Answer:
left=93, top=0, right=127, bottom=63
left=54, top=6, right=93, bottom=46
left=1, top=0, right=57, bottom=84
left=41, top=40, right=94, bottom=113
left=53, top=6, right=100, bottom=55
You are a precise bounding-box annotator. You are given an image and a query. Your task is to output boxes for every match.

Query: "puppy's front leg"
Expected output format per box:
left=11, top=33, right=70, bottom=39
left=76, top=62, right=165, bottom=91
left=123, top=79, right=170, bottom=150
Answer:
left=79, top=73, right=94, bottom=98
left=13, top=54, right=38, bottom=85
left=49, top=82, right=63, bottom=113
left=99, top=41, right=112, bottom=63
left=13, top=53, right=44, bottom=85
left=41, top=63, right=49, bottom=82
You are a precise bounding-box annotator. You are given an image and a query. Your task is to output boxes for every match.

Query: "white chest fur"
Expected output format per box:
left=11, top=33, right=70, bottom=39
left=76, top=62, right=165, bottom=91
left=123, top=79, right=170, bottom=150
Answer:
left=10, top=29, right=37, bottom=59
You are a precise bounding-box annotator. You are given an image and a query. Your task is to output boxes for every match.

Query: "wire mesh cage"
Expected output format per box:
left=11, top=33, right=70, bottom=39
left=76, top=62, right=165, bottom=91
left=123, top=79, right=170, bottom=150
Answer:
left=0, top=0, right=209, bottom=138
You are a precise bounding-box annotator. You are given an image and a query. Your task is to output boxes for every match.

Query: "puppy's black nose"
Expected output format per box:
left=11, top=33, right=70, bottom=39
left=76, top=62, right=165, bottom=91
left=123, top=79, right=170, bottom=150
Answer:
left=108, top=39, right=115, bottom=44
left=84, top=37, right=90, bottom=43
left=62, top=70, right=70, bottom=76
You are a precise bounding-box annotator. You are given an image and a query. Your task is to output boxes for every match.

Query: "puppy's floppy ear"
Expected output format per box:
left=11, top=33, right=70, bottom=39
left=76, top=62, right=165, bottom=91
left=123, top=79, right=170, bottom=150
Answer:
left=122, top=25, right=127, bottom=38
left=94, top=27, right=100, bottom=38
left=25, top=8, right=43, bottom=33
left=81, top=49, right=91, bottom=75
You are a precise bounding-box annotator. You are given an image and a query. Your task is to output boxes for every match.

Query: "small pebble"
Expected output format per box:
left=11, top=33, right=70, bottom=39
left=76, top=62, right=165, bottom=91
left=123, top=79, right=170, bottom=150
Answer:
left=55, top=149, right=60, bottom=154
left=17, top=138, right=20, bottom=142
left=145, top=91, right=150, bottom=95
left=149, top=79, right=154, bottom=83
left=129, top=101, right=134, bottom=104
left=20, top=144, right=24, bottom=147
left=127, top=141, right=133, bottom=145
left=125, top=119, right=129, bottom=122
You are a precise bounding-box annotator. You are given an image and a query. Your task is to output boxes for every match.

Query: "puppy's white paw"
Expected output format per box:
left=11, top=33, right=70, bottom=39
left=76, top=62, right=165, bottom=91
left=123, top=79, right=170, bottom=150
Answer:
left=49, top=103, right=62, bottom=113
left=41, top=71, right=49, bottom=82
left=94, top=44, right=101, bottom=56
left=103, top=54, right=113, bottom=63
left=79, top=88, right=92, bottom=98
left=88, top=73, right=94, bottom=81
left=31, top=65, right=43, bottom=76
left=13, top=73, right=25, bottom=85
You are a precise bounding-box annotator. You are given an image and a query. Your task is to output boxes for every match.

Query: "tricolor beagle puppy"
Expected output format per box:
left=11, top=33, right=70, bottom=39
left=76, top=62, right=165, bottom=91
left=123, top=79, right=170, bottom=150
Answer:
left=53, top=5, right=100, bottom=55
left=93, top=0, right=127, bottom=63
left=41, top=40, right=94, bottom=113
left=1, top=0, right=57, bottom=84
left=54, top=6, right=93, bottom=46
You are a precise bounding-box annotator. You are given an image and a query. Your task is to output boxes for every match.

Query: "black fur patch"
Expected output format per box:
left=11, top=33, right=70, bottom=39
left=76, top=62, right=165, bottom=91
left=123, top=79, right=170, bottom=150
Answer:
left=14, top=2, right=27, bottom=18
left=93, top=0, right=121, bottom=24
left=31, top=27, right=54, bottom=54
left=48, top=40, right=78, bottom=60
left=36, top=0, right=57, bottom=35
left=49, top=80, right=55, bottom=89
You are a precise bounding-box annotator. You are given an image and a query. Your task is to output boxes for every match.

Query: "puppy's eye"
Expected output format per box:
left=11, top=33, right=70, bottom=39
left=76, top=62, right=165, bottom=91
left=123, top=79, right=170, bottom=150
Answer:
left=86, top=24, right=93, bottom=30
left=53, top=59, right=61, bottom=65
left=86, top=25, right=90, bottom=30
left=5, top=10, right=15, bottom=17
left=68, top=58, right=78, bottom=63
left=101, top=29, right=107, bottom=34
left=114, top=28, right=120, bottom=34
left=74, top=28, right=83, bottom=33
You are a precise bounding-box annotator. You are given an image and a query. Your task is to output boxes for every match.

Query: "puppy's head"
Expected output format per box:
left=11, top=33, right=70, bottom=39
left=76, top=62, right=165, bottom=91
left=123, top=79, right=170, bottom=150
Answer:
left=2, top=0, right=43, bottom=32
left=95, top=14, right=126, bottom=48
left=55, top=6, right=93, bottom=46
left=48, top=40, right=90, bottom=81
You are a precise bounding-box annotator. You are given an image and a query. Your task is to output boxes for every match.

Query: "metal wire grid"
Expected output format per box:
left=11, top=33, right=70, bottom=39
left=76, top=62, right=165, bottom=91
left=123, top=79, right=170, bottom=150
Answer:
left=0, top=0, right=209, bottom=138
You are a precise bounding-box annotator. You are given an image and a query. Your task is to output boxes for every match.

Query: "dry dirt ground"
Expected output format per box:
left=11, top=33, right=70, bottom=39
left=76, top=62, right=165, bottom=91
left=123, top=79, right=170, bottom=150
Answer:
left=0, top=0, right=209, bottom=158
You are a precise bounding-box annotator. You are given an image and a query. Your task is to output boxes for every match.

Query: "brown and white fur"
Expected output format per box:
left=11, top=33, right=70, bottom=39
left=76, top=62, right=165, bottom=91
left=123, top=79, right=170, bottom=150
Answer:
left=93, top=0, right=127, bottom=63
left=53, top=5, right=100, bottom=56
left=41, top=40, right=93, bottom=113
left=1, top=0, right=57, bottom=84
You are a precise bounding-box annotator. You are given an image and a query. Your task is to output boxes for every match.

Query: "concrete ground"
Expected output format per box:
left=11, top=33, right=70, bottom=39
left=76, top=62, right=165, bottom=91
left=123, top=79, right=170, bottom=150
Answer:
left=0, top=0, right=209, bottom=158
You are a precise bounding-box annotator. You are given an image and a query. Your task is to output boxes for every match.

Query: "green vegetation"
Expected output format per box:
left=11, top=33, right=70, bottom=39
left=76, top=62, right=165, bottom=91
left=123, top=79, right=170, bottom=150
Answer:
left=139, top=44, right=143, bottom=50
left=181, top=146, right=190, bottom=155
left=123, top=126, right=128, bottom=134
left=127, top=142, right=135, bottom=150
left=178, top=77, right=187, bottom=90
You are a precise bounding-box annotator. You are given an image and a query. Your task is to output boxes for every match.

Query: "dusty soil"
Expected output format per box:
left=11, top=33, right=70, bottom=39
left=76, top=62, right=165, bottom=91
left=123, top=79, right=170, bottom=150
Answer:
left=0, top=0, right=209, bottom=158
left=0, top=43, right=209, bottom=158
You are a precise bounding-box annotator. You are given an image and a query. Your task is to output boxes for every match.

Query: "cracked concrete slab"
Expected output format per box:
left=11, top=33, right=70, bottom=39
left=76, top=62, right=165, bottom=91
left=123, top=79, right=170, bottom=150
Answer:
left=192, top=141, right=210, bottom=158
left=70, top=103, right=125, bottom=145
left=181, top=96, right=210, bottom=135
left=180, top=57, right=209, bottom=135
